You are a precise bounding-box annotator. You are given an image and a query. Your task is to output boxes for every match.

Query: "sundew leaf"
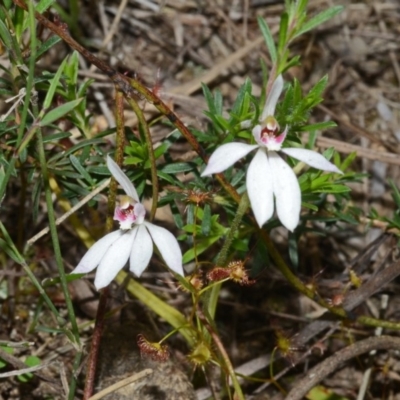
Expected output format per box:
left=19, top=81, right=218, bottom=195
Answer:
left=295, top=6, right=343, bottom=38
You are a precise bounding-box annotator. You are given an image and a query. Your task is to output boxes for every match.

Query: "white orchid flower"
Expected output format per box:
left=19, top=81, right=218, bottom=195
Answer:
left=201, top=75, right=342, bottom=231
left=71, top=155, right=184, bottom=290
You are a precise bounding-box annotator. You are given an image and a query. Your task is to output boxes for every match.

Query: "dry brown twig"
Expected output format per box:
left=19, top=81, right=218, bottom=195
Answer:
left=285, top=336, right=400, bottom=400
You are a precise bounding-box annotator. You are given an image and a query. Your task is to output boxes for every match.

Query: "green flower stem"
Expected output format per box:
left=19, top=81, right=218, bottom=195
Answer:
left=206, top=192, right=250, bottom=320
left=127, top=96, right=159, bottom=221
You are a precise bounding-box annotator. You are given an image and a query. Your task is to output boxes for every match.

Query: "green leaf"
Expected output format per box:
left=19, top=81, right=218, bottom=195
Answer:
left=43, top=57, right=67, bottom=110
left=340, top=152, right=357, bottom=171
left=161, top=162, right=194, bottom=174
left=35, top=0, right=54, bottom=13
left=307, top=385, right=351, bottom=400
left=40, top=98, right=83, bottom=126
left=64, top=51, right=79, bottom=86
left=0, top=346, right=13, bottom=368
left=119, top=274, right=195, bottom=345
left=296, top=0, right=309, bottom=17
left=18, top=356, right=41, bottom=383
left=202, top=83, right=218, bottom=115
left=69, top=155, right=95, bottom=185
left=36, top=35, right=62, bottom=58
left=201, top=204, right=212, bottom=236
left=389, top=180, right=400, bottom=208
left=183, top=236, right=220, bottom=264
left=42, top=131, right=72, bottom=143
left=0, top=238, right=22, bottom=263
left=309, top=75, right=328, bottom=99
left=154, top=142, right=170, bottom=159
left=295, top=6, right=343, bottom=38
left=214, top=89, right=223, bottom=115
left=299, top=121, right=337, bottom=132
left=230, top=78, right=252, bottom=116
left=156, top=171, right=180, bottom=185
left=0, top=19, right=13, bottom=50
left=257, top=16, right=277, bottom=63
left=277, top=12, right=289, bottom=54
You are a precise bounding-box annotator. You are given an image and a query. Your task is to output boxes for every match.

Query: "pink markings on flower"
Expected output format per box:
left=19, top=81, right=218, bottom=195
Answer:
left=114, top=196, right=146, bottom=229
left=253, top=121, right=288, bottom=152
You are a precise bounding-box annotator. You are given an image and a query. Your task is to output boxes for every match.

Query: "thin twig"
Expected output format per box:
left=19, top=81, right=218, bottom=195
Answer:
left=285, top=336, right=400, bottom=400
left=87, top=369, right=153, bottom=400
left=26, top=178, right=111, bottom=246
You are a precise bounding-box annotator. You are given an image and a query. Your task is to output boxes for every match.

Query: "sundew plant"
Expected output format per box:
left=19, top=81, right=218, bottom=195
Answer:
left=1, top=0, right=400, bottom=399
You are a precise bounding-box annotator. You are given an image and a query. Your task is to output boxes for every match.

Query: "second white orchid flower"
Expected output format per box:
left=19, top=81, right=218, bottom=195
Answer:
left=201, top=75, right=342, bottom=231
left=71, top=155, right=184, bottom=290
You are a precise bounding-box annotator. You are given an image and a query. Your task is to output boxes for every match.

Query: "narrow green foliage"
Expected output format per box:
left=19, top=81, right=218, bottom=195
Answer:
left=257, top=16, right=277, bottom=63
left=295, top=6, right=344, bottom=38
left=43, top=58, right=68, bottom=110
left=40, top=98, right=83, bottom=126
left=277, top=12, right=289, bottom=55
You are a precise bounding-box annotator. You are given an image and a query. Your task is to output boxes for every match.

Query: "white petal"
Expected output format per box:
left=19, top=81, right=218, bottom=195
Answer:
left=144, top=222, right=184, bottom=276
left=107, top=155, right=140, bottom=202
left=201, top=142, right=258, bottom=176
left=129, top=225, right=153, bottom=277
left=71, top=230, right=123, bottom=274
left=281, top=148, right=343, bottom=174
left=261, top=74, right=284, bottom=121
left=246, top=149, right=274, bottom=227
left=94, top=230, right=136, bottom=289
left=269, top=152, right=301, bottom=231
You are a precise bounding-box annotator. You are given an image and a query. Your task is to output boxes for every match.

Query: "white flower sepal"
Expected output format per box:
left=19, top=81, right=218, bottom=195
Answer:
left=202, top=75, right=343, bottom=232
left=71, top=155, right=184, bottom=290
